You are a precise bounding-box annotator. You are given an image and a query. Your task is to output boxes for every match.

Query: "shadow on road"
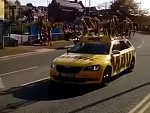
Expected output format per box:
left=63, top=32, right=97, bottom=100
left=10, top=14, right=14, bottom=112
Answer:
left=0, top=80, right=100, bottom=113
left=13, top=81, right=100, bottom=101
left=0, top=70, right=135, bottom=113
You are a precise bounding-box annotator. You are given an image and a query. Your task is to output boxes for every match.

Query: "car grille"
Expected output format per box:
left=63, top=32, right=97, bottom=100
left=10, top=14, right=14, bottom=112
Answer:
left=53, top=76, right=97, bottom=83
left=56, top=65, right=82, bottom=74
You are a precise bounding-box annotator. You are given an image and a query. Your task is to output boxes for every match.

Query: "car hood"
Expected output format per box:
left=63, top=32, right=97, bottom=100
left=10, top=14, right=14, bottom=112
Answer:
left=54, top=53, right=109, bottom=66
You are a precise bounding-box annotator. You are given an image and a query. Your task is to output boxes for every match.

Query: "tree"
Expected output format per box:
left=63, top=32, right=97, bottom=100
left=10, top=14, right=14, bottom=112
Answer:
left=14, top=0, right=21, bottom=19
left=4, top=0, right=9, bottom=19
left=110, top=0, right=139, bottom=16
left=15, top=0, right=21, bottom=6
left=97, top=2, right=109, bottom=10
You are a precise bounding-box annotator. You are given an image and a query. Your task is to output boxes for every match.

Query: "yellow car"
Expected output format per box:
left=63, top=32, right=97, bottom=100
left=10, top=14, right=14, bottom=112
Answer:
left=50, top=36, right=136, bottom=85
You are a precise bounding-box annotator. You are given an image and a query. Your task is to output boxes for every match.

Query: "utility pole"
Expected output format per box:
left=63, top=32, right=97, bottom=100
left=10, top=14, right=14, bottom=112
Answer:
left=140, top=0, right=142, bottom=28
left=89, top=0, right=91, bottom=16
left=47, top=0, right=49, bottom=6
left=0, top=0, right=4, bottom=49
left=84, top=0, right=86, bottom=15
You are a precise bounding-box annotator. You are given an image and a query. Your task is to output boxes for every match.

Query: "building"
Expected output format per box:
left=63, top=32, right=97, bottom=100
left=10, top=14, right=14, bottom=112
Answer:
left=21, top=3, right=48, bottom=22
left=48, top=0, right=84, bottom=22
left=84, top=7, right=99, bottom=17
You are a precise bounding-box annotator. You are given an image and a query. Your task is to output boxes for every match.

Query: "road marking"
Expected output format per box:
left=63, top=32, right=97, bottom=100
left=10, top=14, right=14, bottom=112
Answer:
left=0, top=66, right=38, bottom=77
left=35, top=49, right=55, bottom=52
left=137, top=45, right=142, bottom=49
left=21, top=77, right=50, bottom=87
left=138, top=100, right=150, bottom=113
left=128, top=93, right=150, bottom=113
left=0, top=52, right=37, bottom=59
left=0, top=78, right=5, bottom=88
left=0, top=49, right=55, bottom=61
left=142, top=40, right=145, bottom=44
left=137, top=38, right=144, bottom=49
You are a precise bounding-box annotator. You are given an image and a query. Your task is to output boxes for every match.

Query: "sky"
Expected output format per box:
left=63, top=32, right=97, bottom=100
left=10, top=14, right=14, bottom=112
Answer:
left=16, top=0, right=150, bottom=10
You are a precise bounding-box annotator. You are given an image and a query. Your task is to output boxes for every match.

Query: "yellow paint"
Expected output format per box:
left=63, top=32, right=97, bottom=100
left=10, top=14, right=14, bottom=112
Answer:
left=50, top=39, right=136, bottom=84
left=80, top=35, right=111, bottom=43
left=0, top=0, right=4, bottom=20
left=56, top=53, right=109, bottom=66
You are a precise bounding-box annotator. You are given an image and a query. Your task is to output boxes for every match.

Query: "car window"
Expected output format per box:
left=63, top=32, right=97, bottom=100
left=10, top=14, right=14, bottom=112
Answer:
left=112, top=41, right=122, bottom=51
left=119, top=41, right=129, bottom=50
left=69, top=42, right=111, bottom=54
left=126, top=41, right=132, bottom=48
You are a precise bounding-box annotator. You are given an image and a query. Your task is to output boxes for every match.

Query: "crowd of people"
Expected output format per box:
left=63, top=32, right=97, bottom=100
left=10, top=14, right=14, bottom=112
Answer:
left=38, top=15, right=139, bottom=46
left=102, top=15, right=138, bottom=38
left=40, top=26, right=52, bottom=46
left=81, top=15, right=139, bottom=39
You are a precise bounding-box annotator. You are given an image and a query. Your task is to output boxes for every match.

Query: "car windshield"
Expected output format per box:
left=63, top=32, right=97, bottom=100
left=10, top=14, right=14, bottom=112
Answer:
left=69, top=42, right=111, bottom=54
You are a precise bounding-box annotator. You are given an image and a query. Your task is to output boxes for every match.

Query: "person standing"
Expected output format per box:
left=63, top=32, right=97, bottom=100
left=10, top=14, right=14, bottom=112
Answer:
left=127, top=18, right=133, bottom=38
left=47, top=27, right=52, bottom=46
left=123, top=17, right=129, bottom=37
left=43, top=27, right=49, bottom=46
left=133, top=22, right=137, bottom=37
left=109, top=15, right=119, bottom=37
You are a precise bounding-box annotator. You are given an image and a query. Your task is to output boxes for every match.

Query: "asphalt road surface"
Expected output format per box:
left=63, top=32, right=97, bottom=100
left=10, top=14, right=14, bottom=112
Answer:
left=0, top=33, right=150, bottom=113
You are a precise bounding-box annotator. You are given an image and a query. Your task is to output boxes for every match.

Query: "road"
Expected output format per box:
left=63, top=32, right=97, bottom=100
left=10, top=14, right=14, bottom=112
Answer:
left=0, top=33, right=150, bottom=113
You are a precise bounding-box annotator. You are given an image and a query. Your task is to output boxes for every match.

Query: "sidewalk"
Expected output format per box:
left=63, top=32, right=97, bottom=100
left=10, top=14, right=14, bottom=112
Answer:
left=0, top=40, right=74, bottom=57
left=137, top=31, right=150, bottom=35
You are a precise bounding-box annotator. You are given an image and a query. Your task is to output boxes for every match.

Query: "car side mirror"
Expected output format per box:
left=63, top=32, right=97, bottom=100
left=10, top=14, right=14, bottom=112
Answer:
left=112, top=50, right=120, bottom=54
left=67, top=47, right=71, bottom=53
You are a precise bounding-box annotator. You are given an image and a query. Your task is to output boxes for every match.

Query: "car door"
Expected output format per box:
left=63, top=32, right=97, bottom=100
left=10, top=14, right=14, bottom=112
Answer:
left=119, top=40, right=130, bottom=70
left=122, top=40, right=135, bottom=69
left=111, top=41, right=122, bottom=75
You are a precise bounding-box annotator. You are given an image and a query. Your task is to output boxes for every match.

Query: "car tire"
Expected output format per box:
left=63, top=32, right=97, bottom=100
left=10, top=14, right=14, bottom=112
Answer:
left=101, top=67, right=112, bottom=86
left=128, top=57, right=135, bottom=71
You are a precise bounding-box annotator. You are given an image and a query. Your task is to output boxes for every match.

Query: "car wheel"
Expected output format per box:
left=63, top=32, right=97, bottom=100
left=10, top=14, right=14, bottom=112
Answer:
left=101, top=68, right=112, bottom=86
left=128, top=57, right=135, bottom=71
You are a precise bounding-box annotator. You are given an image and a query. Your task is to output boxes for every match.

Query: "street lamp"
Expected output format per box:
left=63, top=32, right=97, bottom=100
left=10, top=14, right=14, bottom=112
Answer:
left=84, top=0, right=86, bottom=15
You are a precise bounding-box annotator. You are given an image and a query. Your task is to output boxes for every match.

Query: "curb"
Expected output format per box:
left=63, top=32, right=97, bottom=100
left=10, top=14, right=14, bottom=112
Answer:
left=0, top=45, right=74, bottom=60
left=0, top=51, right=38, bottom=59
left=54, top=45, right=74, bottom=50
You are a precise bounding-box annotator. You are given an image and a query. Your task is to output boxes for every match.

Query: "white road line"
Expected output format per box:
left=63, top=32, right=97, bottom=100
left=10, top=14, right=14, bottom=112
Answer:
left=137, top=38, right=144, bottom=49
left=0, top=49, right=55, bottom=61
left=35, top=49, right=55, bottom=52
left=128, top=93, right=150, bottom=113
left=0, top=78, right=5, bottom=88
left=0, top=66, right=38, bottom=77
left=0, top=52, right=37, bottom=59
left=137, top=45, right=142, bottom=49
left=138, top=100, right=150, bottom=113
left=21, top=77, right=50, bottom=87
left=142, top=40, right=145, bottom=44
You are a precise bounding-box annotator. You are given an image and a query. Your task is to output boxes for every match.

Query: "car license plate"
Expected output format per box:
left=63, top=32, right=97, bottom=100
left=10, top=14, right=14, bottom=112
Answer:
left=60, top=73, right=75, bottom=78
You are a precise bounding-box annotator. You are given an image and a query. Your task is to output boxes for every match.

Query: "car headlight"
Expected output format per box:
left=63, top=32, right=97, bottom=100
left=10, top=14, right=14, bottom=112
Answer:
left=51, top=62, right=56, bottom=68
left=83, top=65, right=100, bottom=71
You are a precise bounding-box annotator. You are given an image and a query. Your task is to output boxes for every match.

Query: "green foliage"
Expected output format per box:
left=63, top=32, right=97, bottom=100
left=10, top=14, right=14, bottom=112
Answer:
left=15, top=0, right=21, bottom=6
left=52, top=22, right=64, bottom=28
left=110, top=0, right=138, bottom=15
left=140, top=15, right=150, bottom=25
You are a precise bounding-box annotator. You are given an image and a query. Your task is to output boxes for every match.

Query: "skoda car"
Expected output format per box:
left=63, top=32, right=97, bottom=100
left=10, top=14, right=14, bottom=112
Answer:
left=50, top=36, right=136, bottom=85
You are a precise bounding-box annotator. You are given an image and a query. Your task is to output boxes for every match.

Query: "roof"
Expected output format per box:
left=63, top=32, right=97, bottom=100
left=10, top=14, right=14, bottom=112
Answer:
left=54, top=0, right=83, bottom=10
left=84, top=7, right=99, bottom=16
